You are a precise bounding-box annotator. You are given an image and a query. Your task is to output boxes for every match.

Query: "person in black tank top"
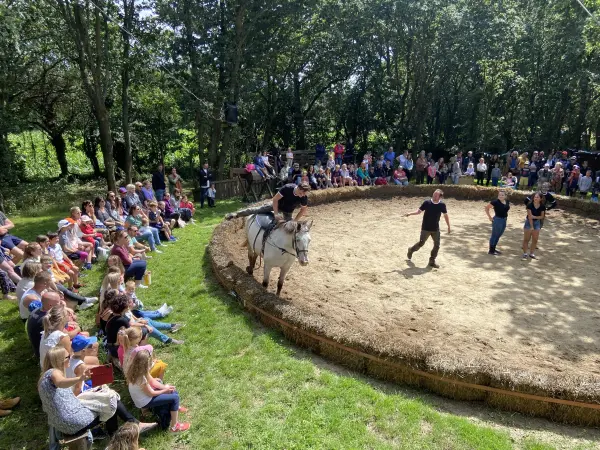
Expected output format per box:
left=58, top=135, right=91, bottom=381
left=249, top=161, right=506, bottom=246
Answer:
left=485, top=190, right=510, bottom=255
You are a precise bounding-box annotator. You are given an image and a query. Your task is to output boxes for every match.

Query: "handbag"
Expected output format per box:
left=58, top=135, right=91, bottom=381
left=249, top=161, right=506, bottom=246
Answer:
left=78, top=384, right=120, bottom=422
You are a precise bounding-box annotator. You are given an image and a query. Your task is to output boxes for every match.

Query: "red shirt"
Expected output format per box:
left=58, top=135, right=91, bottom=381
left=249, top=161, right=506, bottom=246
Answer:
left=110, top=244, right=132, bottom=266
left=333, top=144, right=344, bottom=156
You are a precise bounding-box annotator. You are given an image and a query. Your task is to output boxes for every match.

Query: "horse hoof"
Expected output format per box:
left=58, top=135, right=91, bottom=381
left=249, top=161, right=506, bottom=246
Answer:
left=246, top=266, right=253, bottom=275
left=262, top=281, right=268, bottom=288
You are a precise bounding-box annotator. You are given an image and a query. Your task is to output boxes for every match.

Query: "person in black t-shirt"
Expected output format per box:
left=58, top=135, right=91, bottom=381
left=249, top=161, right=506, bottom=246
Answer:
left=226, top=182, right=310, bottom=222
left=523, top=182, right=556, bottom=228
left=405, top=189, right=451, bottom=268
left=522, top=192, right=546, bottom=260
left=485, top=190, right=510, bottom=255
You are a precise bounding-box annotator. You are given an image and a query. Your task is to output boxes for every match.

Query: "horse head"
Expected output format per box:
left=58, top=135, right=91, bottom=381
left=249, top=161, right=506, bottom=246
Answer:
left=282, top=220, right=312, bottom=265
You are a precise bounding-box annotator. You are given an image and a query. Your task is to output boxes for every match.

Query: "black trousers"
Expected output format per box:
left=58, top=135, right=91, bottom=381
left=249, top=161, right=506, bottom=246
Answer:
left=410, top=230, right=440, bottom=261
left=71, top=400, right=136, bottom=437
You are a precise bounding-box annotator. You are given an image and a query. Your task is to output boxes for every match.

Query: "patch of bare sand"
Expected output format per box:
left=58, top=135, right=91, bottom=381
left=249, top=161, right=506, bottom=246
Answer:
left=229, top=197, right=600, bottom=379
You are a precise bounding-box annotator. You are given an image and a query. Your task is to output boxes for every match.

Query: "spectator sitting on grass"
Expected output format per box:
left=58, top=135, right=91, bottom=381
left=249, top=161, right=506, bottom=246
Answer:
left=179, top=194, right=196, bottom=219
left=162, top=194, right=181, bottom=228
left=17, top=262, right=42, bottom=321
left=58, top=218, right=93, bottom=270
left=40, top=255, right=97, bottom=311
left=393, top=166, right=408, bottom=186
left=502, top=172, right=517, bottom=188
left=0, top=246, right=21, bottom=284
left=356, top=162, right=369, bottom=186
left=126, top=206, right=163, bottom=253
left=110, top=231, right=149, bottom=289
left=148, top=201, right=175, bottom=242
left=21, top=242, right=42, bottom=265
left=172, top=189, right=192, bottom=222
left=47, top=231, right=80, bottom=288
left=118, top=327, right=168, bottom=384
left=0, top=269, right=16, bottom=300
left=331, top=165, right=342, bottom=188
left=94, top=197, right=119, bottom=230
left=126, top=226, right=151, bottom=260
left=0, top=210, right=29, bottom=264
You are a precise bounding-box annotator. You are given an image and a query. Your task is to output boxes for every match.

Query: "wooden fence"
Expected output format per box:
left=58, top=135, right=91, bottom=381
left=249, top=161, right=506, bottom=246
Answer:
left=193, top=179, right=243, bottom=202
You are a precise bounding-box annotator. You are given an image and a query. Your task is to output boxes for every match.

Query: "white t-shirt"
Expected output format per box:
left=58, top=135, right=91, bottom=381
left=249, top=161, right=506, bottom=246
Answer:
left=39, top=330, right=68, bottom=367
left=49, top=243, right=65, bottom=263
left=128, top=377, right=153, bottom=408
left=19, top=286, right=39, bottom=320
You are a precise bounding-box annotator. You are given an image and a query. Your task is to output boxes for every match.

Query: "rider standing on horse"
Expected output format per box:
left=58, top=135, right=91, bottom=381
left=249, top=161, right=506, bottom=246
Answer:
left=226, top=182, right=310, bottom=222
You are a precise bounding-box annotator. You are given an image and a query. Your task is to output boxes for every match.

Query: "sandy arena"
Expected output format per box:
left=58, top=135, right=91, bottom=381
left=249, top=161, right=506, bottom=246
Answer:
left=225, top=196, right=600, bottom=380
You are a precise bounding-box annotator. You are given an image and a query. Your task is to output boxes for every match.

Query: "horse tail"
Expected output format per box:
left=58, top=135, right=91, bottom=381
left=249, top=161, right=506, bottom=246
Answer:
left=241, top=236, right=248, bottom=248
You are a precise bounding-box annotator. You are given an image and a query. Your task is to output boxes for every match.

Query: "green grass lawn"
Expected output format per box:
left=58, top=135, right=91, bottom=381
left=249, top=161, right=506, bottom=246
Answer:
left=0, top=201, right=592, bottom=449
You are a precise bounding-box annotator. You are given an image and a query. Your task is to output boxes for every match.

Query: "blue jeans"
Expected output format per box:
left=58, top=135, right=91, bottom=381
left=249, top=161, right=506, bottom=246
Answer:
left=200, top=187, right=208, bottom=208
left=137, top=231, right=157, bottom=251
left=489, top=217, right=507, bottom=247
left=491, top=177, right=499, bottom=187
left=528, top=173, right=538, bottom=187
left=144, top=392, right=180, bottom=411
left=134, top=309, right=165, bottom=320
left=125, top=260, right=147, bottom=281
left=393, top=179, right=408, bottom=186
left=155, top=189, right=165, bottom=201
left=335, top=156, right=342, bottom=166
left=146, top=319, right=173, bottom=343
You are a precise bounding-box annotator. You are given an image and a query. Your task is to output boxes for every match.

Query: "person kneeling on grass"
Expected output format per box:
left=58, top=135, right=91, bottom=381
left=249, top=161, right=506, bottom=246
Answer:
left=126, top=348, right=190, bottom=432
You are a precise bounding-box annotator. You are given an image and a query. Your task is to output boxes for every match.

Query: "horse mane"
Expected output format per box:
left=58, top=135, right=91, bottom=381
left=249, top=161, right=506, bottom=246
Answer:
left=281, top=221, right=299, bottom=234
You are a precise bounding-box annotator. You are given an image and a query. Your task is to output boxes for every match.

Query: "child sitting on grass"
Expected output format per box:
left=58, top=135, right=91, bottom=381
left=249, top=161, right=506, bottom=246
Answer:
left=106, top=421, right=143, bottom=450
left=118, top=327, right=167, bottom=381
left=148, top=201, right=175, bottom=242
left=126, top=349, right=190, bottom=432
left=66, top=334, right=100, bottom=396
left=125, top=280, right=172, bottom=320
left=47, top=231, right=80, bottom=288
left=157, top=201, right=177, bottom=232
left=37, top=235, right=75, bottom=289
left=179, top=194, right=196, bottom=221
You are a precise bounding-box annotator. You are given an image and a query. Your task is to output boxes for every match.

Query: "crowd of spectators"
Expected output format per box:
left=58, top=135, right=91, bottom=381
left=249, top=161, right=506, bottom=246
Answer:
left=0, top=165, right=201, bottom=447
left=261, top=145, right=599, bottom=201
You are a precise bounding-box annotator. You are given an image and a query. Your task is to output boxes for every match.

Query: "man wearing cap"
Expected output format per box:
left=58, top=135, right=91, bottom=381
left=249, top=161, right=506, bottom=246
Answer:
left=226, top=182, right=311, bottom=222
left=0, top=210, right=28, bottom=264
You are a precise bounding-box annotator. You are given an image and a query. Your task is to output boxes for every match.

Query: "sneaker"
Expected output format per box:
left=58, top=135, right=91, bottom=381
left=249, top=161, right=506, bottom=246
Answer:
left=407, top=247, right=413, bottom=260
left=165, top=306, right=174, bottom=315
left=145, top=255, right=153, bottom=259
left=169, top=236, right=177, bottom=242
left=85, top=297, right=98, bottom=304
left=137, top=284, right=149, bottom=289
left=171, top=323, right=185, bottom=333
left=521, top=253, right=528, bottom=260
left=169, top=338, right=184, bottom=345
left=529, top=253, right=537, bottom=259
left=78, top=301, right=95, bottom=310
left=157, top=303, right=169, bottom=316
left=428, top=261, right=440, bottom=269
left=170, top=422, right=190, bottom=432
left=154, top=249, right=163, bottom=254
left=494, top=249, right=502, bottom=255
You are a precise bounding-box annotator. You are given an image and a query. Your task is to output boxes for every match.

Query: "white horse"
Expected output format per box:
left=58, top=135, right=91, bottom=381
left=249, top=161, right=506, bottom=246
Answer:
left=245, top=215, right=312, bottom=295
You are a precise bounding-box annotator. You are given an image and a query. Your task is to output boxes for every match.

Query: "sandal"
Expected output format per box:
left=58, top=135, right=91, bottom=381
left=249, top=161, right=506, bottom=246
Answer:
left=170, top=422, right=190, bottom=432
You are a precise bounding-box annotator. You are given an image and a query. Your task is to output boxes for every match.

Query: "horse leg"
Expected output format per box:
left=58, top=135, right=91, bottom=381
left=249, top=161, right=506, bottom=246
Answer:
left=263, top=262, right=272, bottom=289
left=276, top=261, right=294, bottom=296
left=246, top=248, right=258, bottom=275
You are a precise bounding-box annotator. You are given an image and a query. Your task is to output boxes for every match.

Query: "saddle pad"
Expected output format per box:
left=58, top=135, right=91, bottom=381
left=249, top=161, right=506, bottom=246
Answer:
left=255, top=214, right=274, bottom=229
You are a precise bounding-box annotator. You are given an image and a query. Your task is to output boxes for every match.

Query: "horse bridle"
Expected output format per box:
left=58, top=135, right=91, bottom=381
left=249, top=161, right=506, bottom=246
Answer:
left=251, top=216, right=307, bottom=260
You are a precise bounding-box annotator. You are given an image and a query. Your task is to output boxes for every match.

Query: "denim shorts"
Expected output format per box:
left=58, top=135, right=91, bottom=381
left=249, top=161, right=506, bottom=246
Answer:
left=524, top=219, right=541, bottom=230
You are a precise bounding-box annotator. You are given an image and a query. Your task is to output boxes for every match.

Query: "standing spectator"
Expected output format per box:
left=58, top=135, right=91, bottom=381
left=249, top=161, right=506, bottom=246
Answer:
left=507, top=150, right=519, bottom=175
left=537, top=164, right=552, bottom=189
left=566, top=165, right=580, bottom=197
left=197, top=162, right=213, bottom=209
left=398, top=150, right=409, bottom=170
left=485, top=190, right=510, bottom=255
left=462, top=151, right=475, bottom=173
left=167, top=168, right=184, bottom=195
left=0, top=211, right=29, bottom=264
left=393, top=166, right=408, bottom=186
left=415, top=151, right=428, bottom=185
left=383, top=147, right=396, bottom=167
left=345, top=138, right=355, bottom=164
left=476, top=158, right=487, bottom=186
left=315, top=143, right=326, bottom=166
left=152, top=163, right=167, bottom=201
left=405, top=153, right=414, bottom=182
left=426, top=162, right=437, bottom=185
left=486, top=154, right=499, bottom=186
left=490, top=163, right=501, bottom=187
left=528, top=152, right=539, bottom=188
left=579, top=169, right=593, bottom=198
left=551, top=162, right=564, bottom=193
left=208, top=184, right=216, bottom=207
left=450, top=157, right=461, bottom=185
left=333, top=142, right=344, bottom=166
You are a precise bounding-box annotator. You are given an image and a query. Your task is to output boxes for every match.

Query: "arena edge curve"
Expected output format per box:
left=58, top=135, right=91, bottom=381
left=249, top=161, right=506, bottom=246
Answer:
left=208, top=184, right=600, bottom=426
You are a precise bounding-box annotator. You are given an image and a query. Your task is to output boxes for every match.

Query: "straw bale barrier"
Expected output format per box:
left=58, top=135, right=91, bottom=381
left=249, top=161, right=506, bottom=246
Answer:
left=208, top=184, right=600, bottom=425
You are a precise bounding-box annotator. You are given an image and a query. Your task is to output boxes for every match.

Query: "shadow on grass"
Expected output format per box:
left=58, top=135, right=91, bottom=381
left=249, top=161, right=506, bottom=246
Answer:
left=201, top=244, right=600, bottom=445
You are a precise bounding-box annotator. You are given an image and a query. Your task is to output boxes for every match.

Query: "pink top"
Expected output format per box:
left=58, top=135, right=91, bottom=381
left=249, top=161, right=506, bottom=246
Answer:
left=110, top=244, right=132, bottom=266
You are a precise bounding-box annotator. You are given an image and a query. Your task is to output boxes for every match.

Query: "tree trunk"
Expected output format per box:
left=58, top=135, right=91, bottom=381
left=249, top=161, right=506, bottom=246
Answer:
left=121, top=0, right=134, bottom=184
left=83, top=129, right=101, bottom=176
left=293, top=72, right=306, bottom=150
left=50, top=132, right=69, bottom=177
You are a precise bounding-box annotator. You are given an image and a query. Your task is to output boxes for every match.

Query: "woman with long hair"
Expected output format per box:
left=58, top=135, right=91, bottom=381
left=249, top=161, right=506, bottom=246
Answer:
left=522, top=192, right=546, bottom=260
left=485, top=190, right=510, bottom=255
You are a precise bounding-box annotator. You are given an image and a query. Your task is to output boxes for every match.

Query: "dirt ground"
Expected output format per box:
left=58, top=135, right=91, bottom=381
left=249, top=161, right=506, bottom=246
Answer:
left=227, top=197, right=600, bottom=380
